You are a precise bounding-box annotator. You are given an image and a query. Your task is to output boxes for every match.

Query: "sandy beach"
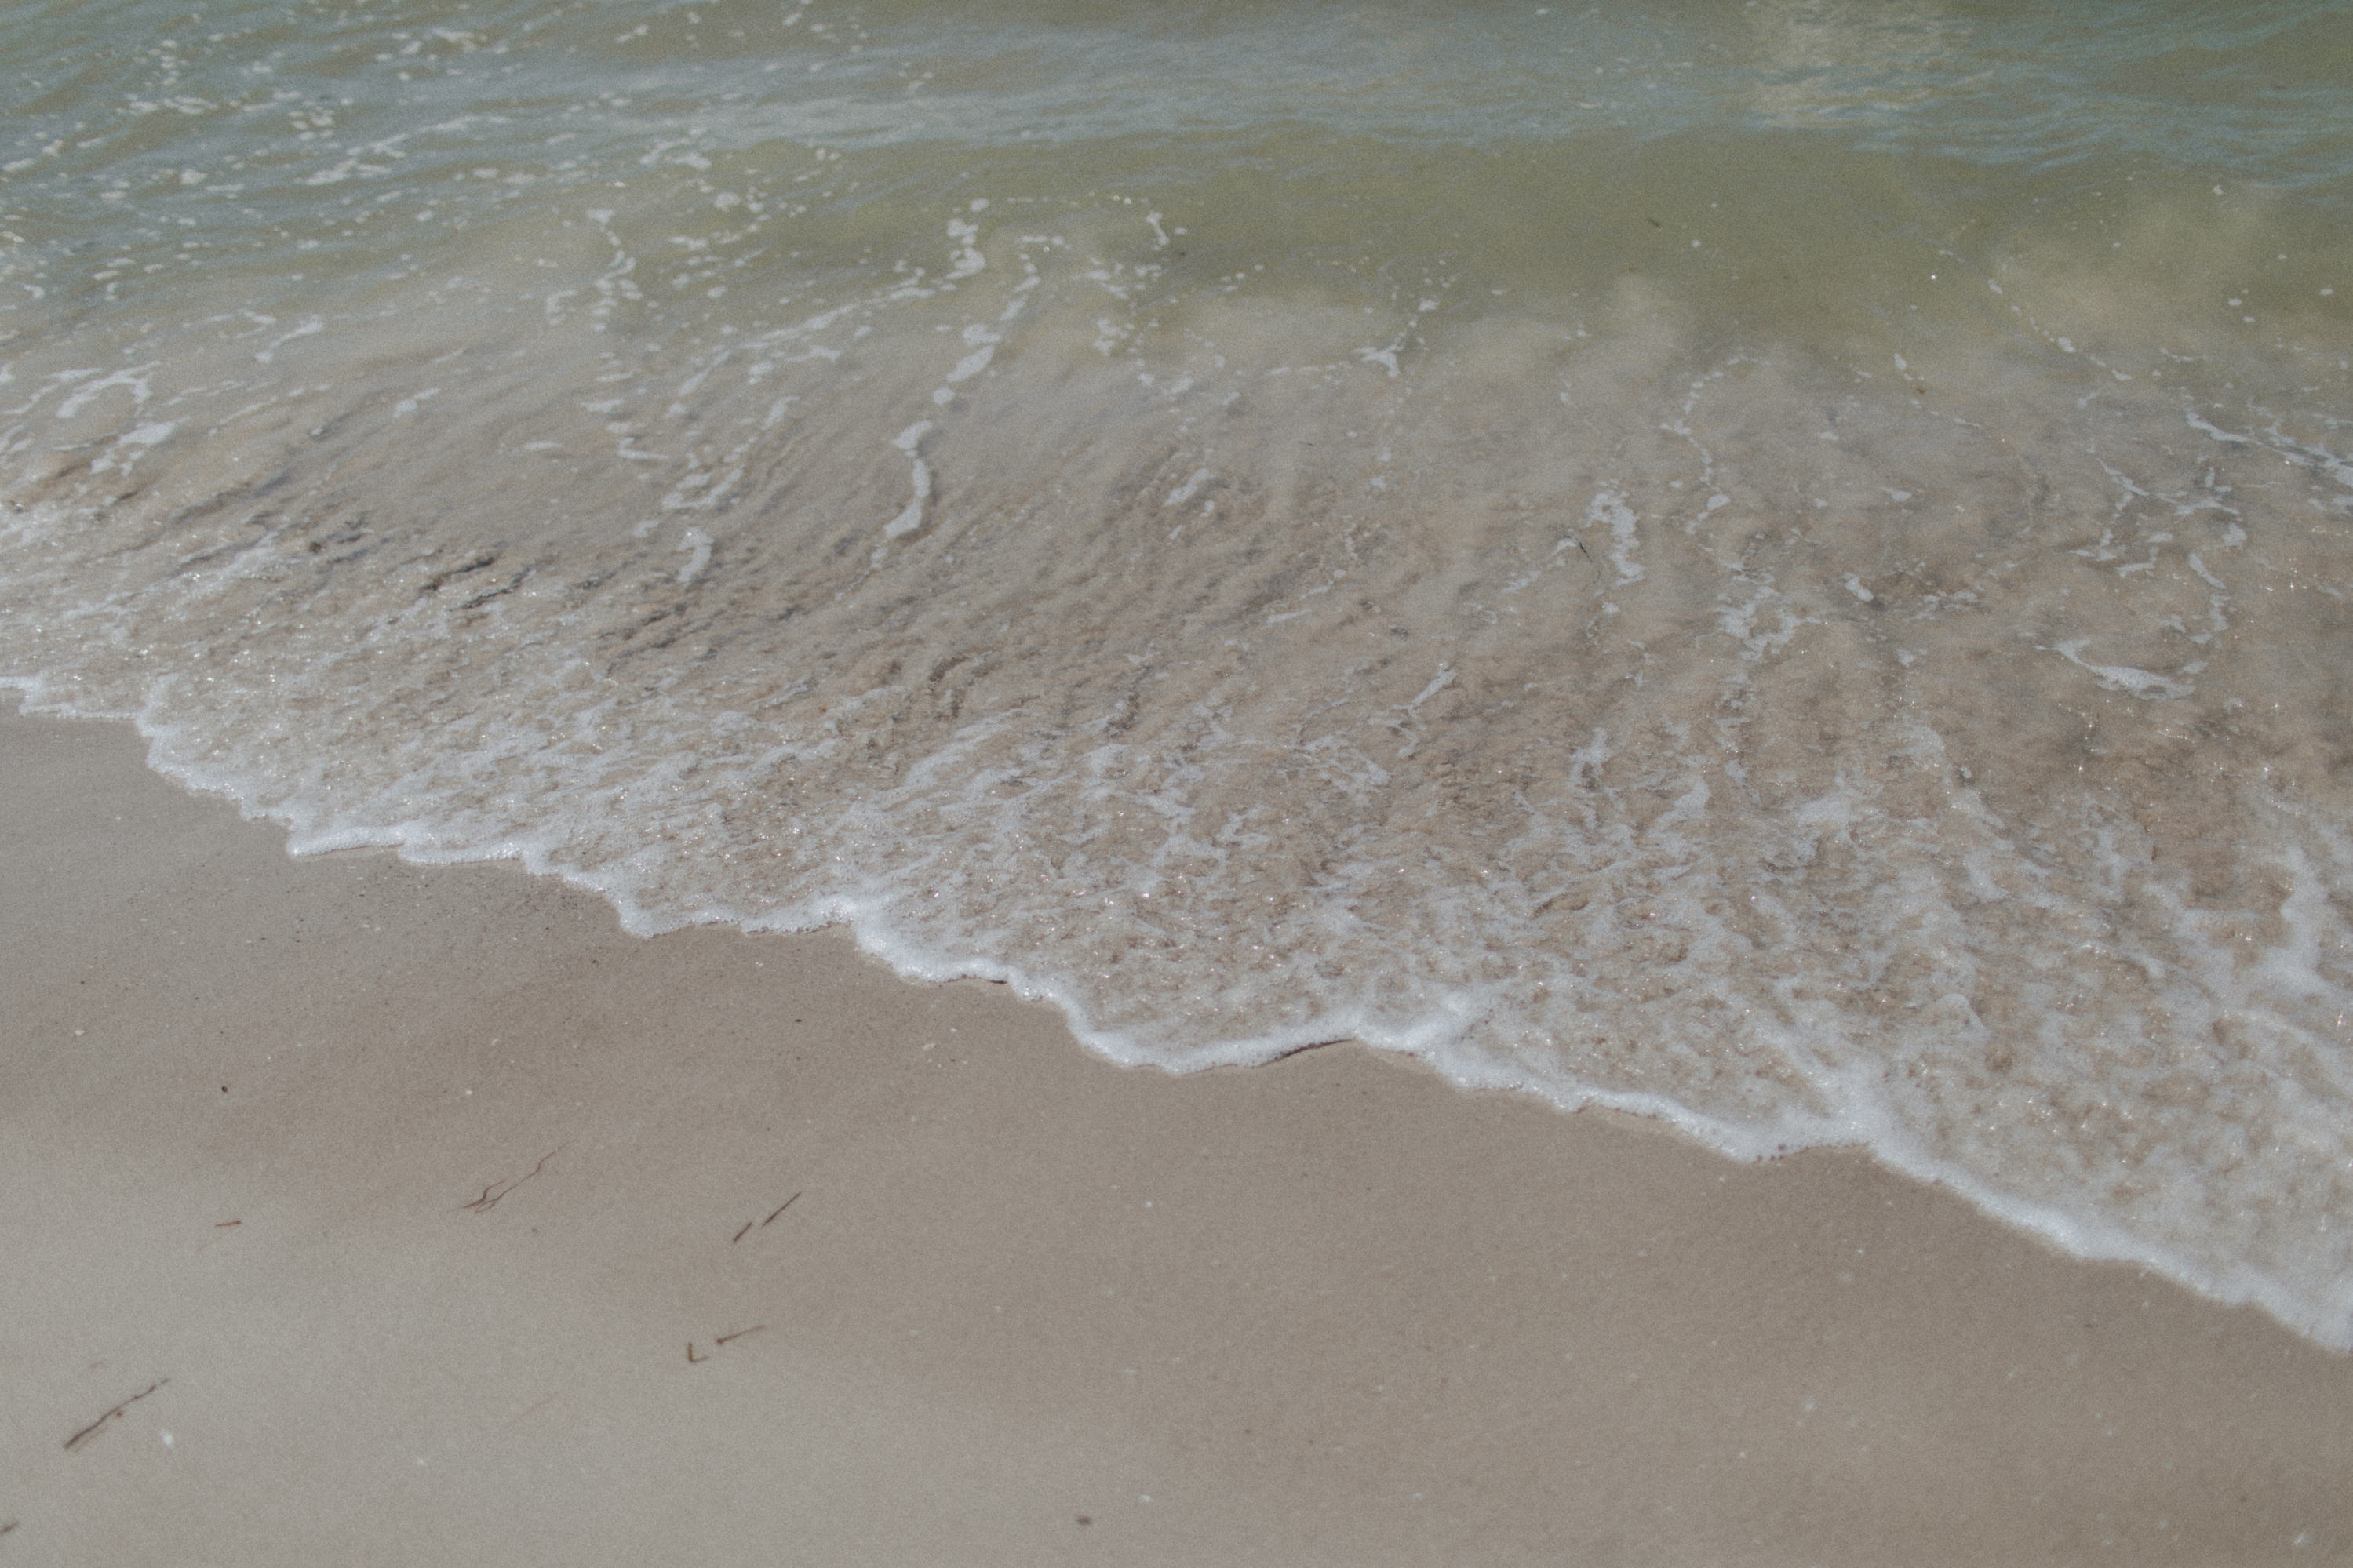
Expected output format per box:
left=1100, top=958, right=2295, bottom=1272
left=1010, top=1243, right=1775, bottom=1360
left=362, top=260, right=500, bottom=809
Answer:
left=3, top=697, right=2350, bottom=1565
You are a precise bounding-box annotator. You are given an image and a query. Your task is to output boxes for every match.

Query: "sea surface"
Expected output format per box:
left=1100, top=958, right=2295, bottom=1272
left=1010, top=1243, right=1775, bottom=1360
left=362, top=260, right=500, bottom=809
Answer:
left=4, top=0, right=2351, bottom=1344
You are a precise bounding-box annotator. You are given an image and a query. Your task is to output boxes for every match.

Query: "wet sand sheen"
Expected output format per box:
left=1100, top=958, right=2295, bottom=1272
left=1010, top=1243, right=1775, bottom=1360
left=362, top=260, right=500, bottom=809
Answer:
left=3, top=700, right=2349, bottom=1565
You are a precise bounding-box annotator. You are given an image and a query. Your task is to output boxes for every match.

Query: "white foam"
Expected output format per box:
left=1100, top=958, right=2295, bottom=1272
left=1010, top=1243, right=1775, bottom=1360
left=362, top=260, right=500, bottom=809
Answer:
left=1585, top=488, right=1644, bottom=582
left=883, top=420, right=934, bottom=539
left=2047, top=638, right=2194, bottom=700
left=675, top=528, right=713, bottom=584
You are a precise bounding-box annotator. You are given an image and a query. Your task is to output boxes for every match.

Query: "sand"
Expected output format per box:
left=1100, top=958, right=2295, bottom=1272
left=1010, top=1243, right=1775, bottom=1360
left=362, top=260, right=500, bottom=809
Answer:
left=2, top=697, right=2350, bottom=1566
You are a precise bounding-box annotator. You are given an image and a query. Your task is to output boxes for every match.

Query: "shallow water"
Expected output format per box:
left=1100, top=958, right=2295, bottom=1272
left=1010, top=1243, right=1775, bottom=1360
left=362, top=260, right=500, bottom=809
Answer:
left=5, top=0, right=2352, bottom=1344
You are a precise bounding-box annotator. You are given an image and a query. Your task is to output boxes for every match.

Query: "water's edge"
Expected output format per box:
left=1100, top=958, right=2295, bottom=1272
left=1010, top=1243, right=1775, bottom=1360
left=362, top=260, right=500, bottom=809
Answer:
left=10, top=675, right=2337, bottom=1352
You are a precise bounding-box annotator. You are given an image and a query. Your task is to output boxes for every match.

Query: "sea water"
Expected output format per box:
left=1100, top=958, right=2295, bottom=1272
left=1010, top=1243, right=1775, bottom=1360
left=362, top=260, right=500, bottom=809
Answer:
left=3, top=0, right=2351, bottom=1345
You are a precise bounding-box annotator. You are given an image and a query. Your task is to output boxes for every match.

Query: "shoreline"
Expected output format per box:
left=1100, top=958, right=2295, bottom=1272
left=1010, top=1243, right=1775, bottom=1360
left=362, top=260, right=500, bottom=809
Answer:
left=5, top=698, right=2351, bottom=1563
left=18, top=677, right=2333, bottom=1354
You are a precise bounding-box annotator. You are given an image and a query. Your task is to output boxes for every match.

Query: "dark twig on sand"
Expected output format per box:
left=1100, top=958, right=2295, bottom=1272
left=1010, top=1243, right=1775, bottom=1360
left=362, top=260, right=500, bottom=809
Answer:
left=64, top=1379, right=169, bottom=1451
left=460, top=1147, right=563, bottom=1213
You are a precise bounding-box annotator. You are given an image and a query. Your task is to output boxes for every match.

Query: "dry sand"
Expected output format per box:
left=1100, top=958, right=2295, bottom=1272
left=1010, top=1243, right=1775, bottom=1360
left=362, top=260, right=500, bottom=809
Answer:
left=3, top=698, right=2350, bottom=1565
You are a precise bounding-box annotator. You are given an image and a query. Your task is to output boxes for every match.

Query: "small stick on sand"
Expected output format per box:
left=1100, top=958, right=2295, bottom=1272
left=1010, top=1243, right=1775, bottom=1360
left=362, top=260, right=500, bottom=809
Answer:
left=461, top=1147, right=563, bottom=1214
left=65, top=1379, right=169, bottom=1451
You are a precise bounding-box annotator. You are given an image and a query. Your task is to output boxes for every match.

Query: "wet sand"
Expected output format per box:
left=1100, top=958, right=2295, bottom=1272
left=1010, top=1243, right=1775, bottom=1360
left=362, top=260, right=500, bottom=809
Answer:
left=4, top=697, right=2350, bottom=1566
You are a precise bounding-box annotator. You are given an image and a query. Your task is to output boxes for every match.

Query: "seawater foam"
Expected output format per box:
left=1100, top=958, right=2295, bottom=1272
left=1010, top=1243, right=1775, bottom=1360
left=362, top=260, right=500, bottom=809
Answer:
left=6, top=209, right=2352, bottom=1349
left=4, top=0, right=2352, bottom=1350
